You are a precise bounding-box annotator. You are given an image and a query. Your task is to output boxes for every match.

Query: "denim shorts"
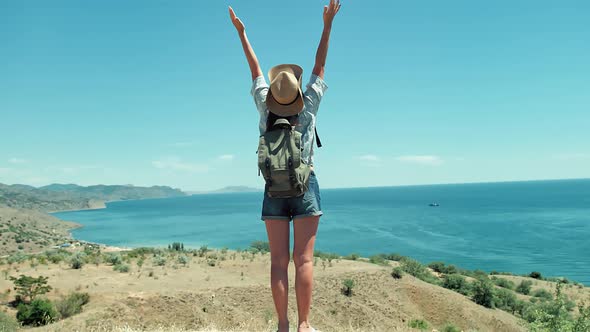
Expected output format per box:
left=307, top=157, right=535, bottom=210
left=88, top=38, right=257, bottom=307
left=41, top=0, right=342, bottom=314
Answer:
left=261, top=171, right=323, bottom=221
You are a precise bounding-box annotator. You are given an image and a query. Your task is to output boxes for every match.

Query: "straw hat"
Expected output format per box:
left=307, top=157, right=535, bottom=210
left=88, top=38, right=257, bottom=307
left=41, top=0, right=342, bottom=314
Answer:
left=266, top=64, right=304, bottom=117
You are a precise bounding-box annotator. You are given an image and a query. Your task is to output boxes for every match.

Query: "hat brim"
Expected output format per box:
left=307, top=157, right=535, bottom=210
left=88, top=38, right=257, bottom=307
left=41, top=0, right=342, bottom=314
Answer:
left=266, top=64, right=304, bottom=117
left=266, top=89, right=304, bottom=117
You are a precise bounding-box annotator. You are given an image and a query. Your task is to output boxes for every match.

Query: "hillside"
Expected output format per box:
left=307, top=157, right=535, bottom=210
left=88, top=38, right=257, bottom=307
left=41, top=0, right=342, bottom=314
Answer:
left=0, top=248, right=540, bottom=332
left=0, top=183, right=185, bottom=212
left=0, top=205, right=80, bottom=255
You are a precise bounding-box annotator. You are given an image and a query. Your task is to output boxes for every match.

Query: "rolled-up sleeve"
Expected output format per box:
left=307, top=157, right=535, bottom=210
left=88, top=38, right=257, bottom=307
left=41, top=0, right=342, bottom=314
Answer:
left=251, top=76, right=269, bottom=116
left=303, top=74, right=328, bottom=115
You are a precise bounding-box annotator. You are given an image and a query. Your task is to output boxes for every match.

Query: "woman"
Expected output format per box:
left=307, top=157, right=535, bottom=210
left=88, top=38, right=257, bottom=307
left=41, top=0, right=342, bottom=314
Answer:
left=229, top=1, right=341, bottom=332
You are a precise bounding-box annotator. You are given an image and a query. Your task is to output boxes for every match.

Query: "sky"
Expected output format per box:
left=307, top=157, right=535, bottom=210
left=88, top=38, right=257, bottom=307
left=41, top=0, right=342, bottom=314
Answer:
left=1, top=0, right=589, bottom=191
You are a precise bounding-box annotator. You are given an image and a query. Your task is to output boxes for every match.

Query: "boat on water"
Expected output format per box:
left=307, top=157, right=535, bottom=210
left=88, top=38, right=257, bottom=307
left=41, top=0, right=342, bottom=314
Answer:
left=429, top=203, right=440, bottom=207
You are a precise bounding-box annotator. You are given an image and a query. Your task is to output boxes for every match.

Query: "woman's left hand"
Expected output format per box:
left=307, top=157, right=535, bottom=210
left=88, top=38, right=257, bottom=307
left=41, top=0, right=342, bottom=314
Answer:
left=229, top=6, right=245, bottom=33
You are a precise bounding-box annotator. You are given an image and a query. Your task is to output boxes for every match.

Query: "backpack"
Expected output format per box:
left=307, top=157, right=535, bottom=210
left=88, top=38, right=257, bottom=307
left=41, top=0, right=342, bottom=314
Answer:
left=257, top=118, right=312, bottom=198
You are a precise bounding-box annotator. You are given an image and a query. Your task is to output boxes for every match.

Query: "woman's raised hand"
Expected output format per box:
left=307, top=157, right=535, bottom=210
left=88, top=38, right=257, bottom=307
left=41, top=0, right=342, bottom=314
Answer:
left=323, top=0, right=341, bottom=27
left=229, top=6, right=245, bottom=33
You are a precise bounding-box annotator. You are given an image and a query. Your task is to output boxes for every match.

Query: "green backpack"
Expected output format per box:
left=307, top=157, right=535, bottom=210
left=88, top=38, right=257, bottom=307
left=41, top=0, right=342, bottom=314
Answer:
left=257, top=118, right=312, bottom=198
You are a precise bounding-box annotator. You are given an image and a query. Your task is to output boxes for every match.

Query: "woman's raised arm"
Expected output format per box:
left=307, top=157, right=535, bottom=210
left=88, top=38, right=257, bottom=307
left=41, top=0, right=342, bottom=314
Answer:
left=229, top=6, right=263, bottom=81
left=312, top=0, right=341, bottom=79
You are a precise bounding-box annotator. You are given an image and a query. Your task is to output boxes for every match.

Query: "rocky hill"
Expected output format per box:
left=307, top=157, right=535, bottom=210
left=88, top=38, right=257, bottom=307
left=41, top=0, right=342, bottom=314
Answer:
left=0, top=205, right=80, bottom=255
left=0, top=183, right=186, bottom=212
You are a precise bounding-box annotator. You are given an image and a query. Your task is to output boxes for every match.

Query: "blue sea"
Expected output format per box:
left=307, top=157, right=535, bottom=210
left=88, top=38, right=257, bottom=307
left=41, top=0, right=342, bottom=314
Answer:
left=53, top=179, right=590, bottom=285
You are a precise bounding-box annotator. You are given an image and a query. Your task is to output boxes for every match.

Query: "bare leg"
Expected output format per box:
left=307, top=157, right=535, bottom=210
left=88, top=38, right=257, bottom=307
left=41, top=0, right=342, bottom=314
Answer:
left=265, top=219, right=291, bottom=332
left=293, top=216, right=320, bottom=332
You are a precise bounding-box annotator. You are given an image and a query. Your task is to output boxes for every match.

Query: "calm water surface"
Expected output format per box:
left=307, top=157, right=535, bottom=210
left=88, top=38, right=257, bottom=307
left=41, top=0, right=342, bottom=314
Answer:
left=53, top=179, right=590, bottom=284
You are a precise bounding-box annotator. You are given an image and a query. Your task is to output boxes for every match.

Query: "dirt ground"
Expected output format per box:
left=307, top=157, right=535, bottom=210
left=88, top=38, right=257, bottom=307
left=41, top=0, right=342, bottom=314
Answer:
left=0, top=248, right=545, bottom=332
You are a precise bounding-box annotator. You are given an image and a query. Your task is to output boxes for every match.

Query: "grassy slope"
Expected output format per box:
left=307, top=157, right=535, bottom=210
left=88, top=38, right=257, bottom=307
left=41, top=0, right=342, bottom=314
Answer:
left=0, top=206, right=80, bottom=256
left=4, top=249, right=580, bottom=332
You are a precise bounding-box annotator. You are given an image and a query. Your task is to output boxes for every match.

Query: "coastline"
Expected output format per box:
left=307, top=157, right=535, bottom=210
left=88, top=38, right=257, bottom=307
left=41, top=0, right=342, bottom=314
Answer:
left=44, top=216, right=590, bottom=286
left=48, top=194, right=191, bottom=214
left=47, top=199, right=107, bottom=214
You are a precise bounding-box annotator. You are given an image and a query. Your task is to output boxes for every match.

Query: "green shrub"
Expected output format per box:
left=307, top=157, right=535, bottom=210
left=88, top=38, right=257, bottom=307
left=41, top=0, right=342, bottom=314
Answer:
left=341, top=279, right=355, bottom=297
left=105, top=253, right=122, bottom=265
left=462, top=269, right=488, bottom=279
left=250, top=241, right=270, bottom=253
left=573, top=302, right=590, bottom=332
left=178, top=254, right=189, bottom=265
left=37, top=255, right=48, bottom=265
left=369, top=255, right=387, bottom=265
left=408, top=318, right=429, bottom=330
left=7, top=252, right=27, bottom=264
left=533, top=289, right=553, bottom=301
left=428, top=261, right=458, bottom=274
left=45, top=252, right=65, bottom=264
left=198, top=245, right=209, bottom=257
left=391, top=267, right=403, bottom=279
left=70, top=253, right=85, bottom=270
left=494, top=288, right=518, bottom=313
left=525, top=283, right=589, bottom=331
left=16, top=298, right=56, bottom=326
left=441, top=323, right=460, bottom=332
left=400, top=258, right=438, bottom=284
left=54, top=292, right=90, bottom=319
left=113, top=264, right=130, bottom=273
left=0, top=310, right=19, bottom=331
left=491, top=277, right=515, bottom=290
left=127, top=247, right=157, bottom=258
left=472, top=278, right=495, bottom=308
left=382, top=253, right=407, bottom=261
left=514, top=299, right=531, bottom=317
left=442, top=274, right=470, bottom=295
left=313, top=251, right=339, bottom=262
left=516, top=280, right=533, bottom=295
left=153, top=255, right=166, bottom=266
left=529, top=271, right=543, bottom=279
left=345, top=253, right=359, bottom=260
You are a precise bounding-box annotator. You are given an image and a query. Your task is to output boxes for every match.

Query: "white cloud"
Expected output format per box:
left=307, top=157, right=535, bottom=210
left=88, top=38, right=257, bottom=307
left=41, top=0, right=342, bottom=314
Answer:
left=396, top=155, right=443, bottom=166
left=218, top=154, right=235, bottom=161
left=152, top=157, right=208, bottom=173
left=358, top=155, right=380, bottom=162
left=8, top=158, right=26, bottom=164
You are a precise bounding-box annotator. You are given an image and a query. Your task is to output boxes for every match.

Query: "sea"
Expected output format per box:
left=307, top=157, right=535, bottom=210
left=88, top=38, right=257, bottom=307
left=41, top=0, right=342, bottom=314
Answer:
left=53, top=179, right=590, bottom=285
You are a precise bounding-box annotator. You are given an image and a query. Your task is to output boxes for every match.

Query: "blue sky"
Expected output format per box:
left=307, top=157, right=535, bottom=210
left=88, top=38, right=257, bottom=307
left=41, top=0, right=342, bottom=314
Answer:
left=1, top=0, right=589, bottom=191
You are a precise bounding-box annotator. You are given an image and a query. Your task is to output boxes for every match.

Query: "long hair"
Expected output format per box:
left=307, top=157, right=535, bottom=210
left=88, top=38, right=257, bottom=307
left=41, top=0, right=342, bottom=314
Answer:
left=265, top=111, right=299, bottom=132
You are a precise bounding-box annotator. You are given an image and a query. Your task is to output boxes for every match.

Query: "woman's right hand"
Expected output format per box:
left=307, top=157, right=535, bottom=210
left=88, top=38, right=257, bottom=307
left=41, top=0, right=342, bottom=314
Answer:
left=323, top=0, right=341, bottom=27
left=229, top=6, right=245, bottom=34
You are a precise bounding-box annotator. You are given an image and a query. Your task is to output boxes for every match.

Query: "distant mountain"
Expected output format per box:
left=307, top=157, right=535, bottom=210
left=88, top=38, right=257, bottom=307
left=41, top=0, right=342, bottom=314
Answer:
left=40, top=183, right=83, bottom=192
left=38, top=183, right=186, bottom=201
left=187, top=186, right=262, bottom=195
left=0, top=183, right=186, bottom=212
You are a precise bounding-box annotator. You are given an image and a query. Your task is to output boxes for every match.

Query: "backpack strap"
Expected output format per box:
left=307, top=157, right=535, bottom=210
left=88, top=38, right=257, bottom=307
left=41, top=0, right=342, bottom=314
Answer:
left=314, top=127, right=322, bottom=148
